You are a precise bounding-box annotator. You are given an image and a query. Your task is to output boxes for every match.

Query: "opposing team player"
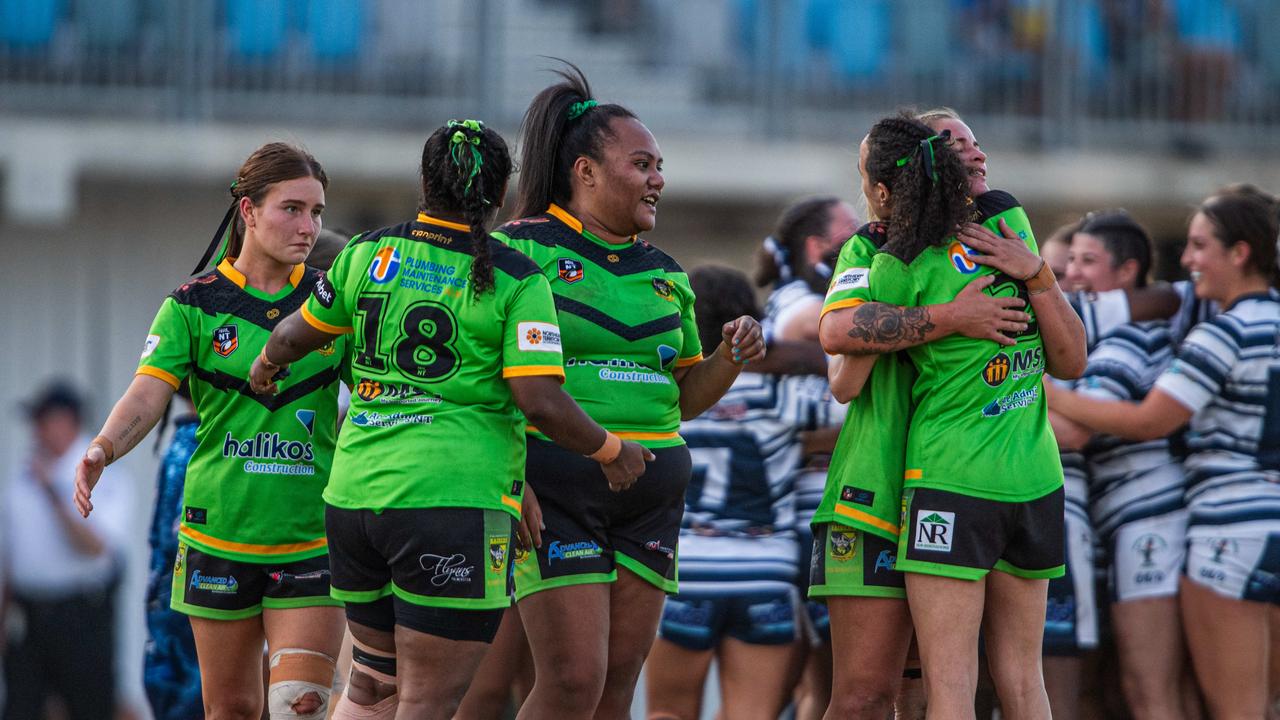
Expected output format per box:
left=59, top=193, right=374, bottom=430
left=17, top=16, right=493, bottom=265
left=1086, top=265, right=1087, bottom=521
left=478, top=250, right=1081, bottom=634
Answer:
left=494, top=63, right=765, bottom=719
left=248, top=119, right=650, bottom=720
left=1047, top=190, right=1280, bottom=718
left=75, top=143, right=347, bottom=719
left=827, top=113, right=1087, bottom=718
left=645, top=265, right=834, bottom=720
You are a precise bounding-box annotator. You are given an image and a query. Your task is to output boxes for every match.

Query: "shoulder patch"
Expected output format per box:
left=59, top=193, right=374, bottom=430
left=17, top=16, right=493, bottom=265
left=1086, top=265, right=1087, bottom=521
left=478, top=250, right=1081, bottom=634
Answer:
left=853, top=222, right=889, bottom=249
left=973, top=190, right=1020, bottom=221
left=489, top=240, right=541, bottom=280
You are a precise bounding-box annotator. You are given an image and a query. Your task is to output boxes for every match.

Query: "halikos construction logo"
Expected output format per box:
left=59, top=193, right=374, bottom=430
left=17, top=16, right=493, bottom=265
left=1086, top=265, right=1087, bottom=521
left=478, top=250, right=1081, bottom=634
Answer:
left=222, top=431, right=315, bottom=475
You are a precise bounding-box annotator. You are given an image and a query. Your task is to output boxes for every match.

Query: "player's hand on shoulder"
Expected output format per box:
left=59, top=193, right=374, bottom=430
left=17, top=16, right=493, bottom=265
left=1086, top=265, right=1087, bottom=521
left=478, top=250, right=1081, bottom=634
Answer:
left=959, top=219, right=1041, bottom=280
left=949, top=275, right=1029, bottom=346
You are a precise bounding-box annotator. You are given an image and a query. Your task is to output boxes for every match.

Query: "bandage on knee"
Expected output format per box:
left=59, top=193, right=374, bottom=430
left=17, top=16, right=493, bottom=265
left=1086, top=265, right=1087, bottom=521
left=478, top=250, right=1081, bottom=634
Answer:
left=267, top=648, right=336, bottom=720
left=331, top=691, right=398, bottom=719
left=350, top=637, right=397, bottom=685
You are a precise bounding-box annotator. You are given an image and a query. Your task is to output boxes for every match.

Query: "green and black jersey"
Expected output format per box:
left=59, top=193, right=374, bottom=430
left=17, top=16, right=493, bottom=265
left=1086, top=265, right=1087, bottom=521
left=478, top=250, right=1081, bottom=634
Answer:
left=138, top=259, right=345, bottom=563
left=867, top=191, right=1062, bottom=502
left=813, top=223, right=915, bottom=542
left=302, top=213, right=564, bottom=518
left=493, top=204, right=703, bottom=448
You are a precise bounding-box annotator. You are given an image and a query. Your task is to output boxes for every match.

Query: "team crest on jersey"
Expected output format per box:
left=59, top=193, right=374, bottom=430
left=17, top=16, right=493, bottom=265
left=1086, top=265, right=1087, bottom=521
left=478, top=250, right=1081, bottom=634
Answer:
left=557, top=258, right=584, bottom=284
left=949, top=241, right=980, bottom=274
left=316, top=341, right=335, bottom=357
left=212, top=324, right=238, bottom=357
left=369, top=246, right=401, bottom=284
left=830, top=529, right=857, bottom=561
left=489, top=537, right=509, bottom=570
left=982, top=353, right=1010, bottom=386
left=652, top=277, right=674, bottom=300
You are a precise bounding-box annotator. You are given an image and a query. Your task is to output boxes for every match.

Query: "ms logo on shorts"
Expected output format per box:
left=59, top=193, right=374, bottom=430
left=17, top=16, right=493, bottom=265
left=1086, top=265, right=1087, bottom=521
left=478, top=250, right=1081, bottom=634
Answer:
left=369, top=246, right=401, bottom=284
left=949, top=241, right=980, bottom=274
left=914, top=511, right=955, bottom=552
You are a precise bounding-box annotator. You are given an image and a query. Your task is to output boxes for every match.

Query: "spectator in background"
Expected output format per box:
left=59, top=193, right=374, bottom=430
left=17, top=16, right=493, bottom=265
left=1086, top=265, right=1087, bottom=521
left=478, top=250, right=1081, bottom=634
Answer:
left=2, top=382, right=134, bottom=720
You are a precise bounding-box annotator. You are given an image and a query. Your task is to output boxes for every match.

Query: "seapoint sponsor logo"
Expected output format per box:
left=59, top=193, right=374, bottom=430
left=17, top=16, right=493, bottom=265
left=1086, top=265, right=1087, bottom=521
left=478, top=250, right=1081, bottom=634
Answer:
left=547, top=540, right=603, bottom=564
left=980, top=387, right=1039, bottom=418
left=350, top=411, right=433, bottom=428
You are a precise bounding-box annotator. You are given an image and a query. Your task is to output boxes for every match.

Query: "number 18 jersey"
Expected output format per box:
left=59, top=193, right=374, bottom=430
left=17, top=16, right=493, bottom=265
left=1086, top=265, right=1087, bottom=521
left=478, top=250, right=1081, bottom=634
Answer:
left=302, top=214, right=565, bottom=517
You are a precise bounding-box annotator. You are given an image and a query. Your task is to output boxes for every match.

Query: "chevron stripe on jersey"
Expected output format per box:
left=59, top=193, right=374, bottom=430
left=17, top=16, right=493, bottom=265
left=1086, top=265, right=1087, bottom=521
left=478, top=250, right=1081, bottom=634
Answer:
left=137, top=260, right=345, bottom=562
left=494, top=205, right=702, bottom=447
left=1078, top=320, right=1185, bottom=539
left=1155, top=291, right=1280, bottom=527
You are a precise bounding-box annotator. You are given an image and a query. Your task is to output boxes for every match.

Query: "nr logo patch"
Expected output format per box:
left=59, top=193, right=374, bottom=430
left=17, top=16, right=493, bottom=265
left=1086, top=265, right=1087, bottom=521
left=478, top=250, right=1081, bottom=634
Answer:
left=914, top=510, right=955, bottom=552
left=558, top=258, right=584, bottom=284
left=212, top=324, right=238, bottom=357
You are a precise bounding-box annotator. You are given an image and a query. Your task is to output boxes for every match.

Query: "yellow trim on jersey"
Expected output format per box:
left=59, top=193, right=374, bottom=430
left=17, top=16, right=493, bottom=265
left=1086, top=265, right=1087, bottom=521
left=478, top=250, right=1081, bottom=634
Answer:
left=502, top=365, right=566, bottom=378
left=820, top=298, right=865, bottom=318
left=547, top=203, right=585, bottom=234
left=676, top=354, right=703, bottom=368
left=501, top=494, right=522, bottom=514
left=136, top=365, right=181, bottom=390
left=416, top=213, right=471, bottom=232
left=217, top=258, right=307, bottom=291
left=178, top=525, right=328, bottom=556
left=523, top=427, right=679, bottom=442
left=834, top=504, right=899, bottom=536
left=904, top=469, right=923, bottom=480
left=300, top=304, right=353, bottom=335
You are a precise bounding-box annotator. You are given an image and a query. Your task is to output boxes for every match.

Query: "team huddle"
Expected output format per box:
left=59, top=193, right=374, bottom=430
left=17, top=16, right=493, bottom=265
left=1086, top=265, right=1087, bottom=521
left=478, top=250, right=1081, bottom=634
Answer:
left=70, top=61, right=1280, bottom=720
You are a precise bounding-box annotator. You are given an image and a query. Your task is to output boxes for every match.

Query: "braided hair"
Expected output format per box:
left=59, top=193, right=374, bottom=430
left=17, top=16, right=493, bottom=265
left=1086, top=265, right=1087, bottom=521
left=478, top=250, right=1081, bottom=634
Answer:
left=420, top=119, right=512, bottom=295
left=864, top=114, right=969, bottom=264
left=513, top=59, right=638, bottom=219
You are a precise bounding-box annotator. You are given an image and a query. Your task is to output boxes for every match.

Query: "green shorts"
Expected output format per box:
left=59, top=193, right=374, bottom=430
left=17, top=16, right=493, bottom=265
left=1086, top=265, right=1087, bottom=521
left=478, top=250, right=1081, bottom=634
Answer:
left=808, top=523, right=906, bottom=600
left=896, top=486, right=1065, bottom=581
left=170, top=543, right=341, bottom=620
left=325, top=505, right=515, bottom=610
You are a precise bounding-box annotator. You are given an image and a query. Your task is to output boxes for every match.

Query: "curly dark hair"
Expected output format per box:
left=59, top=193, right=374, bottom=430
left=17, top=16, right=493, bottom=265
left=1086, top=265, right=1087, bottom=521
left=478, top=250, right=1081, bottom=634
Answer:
left=512, top=60, right=639, bottom=220
left=420, top=120, right=513, bottom=295
left=864, top=114, right=970, bottom=264
left=690, top=265, right=761, bottom=354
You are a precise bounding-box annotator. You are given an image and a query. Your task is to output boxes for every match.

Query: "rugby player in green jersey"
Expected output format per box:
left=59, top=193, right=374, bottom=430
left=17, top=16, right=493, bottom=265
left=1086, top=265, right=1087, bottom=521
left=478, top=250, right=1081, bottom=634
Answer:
left=75, top=143, right=347, bottom=719
left=825, top=115, right=1086, bottom=719
left=492, top=63, right=765, bottom=720
left=248, top=120, right=650, bottom=720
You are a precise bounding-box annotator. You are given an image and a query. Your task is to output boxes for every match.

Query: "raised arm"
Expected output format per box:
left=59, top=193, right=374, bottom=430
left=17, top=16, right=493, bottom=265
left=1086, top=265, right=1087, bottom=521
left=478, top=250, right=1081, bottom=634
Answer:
left=960, top=219, right=1087, bottom=379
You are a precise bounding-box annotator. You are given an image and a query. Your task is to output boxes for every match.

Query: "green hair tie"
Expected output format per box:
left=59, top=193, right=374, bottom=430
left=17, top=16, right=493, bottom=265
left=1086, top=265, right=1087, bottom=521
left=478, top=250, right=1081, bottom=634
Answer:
left=895, top=130, right=951, bottom=183
left=567, top=100, right=598, bottom=121
left=446, top=120, right=485, bottom=196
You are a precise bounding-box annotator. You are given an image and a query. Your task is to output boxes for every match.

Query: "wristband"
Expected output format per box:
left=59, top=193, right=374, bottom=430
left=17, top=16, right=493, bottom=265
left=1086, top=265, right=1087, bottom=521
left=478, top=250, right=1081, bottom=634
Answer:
left=91, top=435, right=116, bottom=465
left=587, top=432, right=623, bottom=464
left=259, top=347, right=281, bottom=370
left=1023, top=259, right=1057, bottom=296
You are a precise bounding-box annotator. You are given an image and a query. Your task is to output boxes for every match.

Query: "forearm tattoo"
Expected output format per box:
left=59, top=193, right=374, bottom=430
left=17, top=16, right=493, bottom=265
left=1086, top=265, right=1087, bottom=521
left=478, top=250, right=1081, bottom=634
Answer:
left=845, top=303, right=936, bottom=353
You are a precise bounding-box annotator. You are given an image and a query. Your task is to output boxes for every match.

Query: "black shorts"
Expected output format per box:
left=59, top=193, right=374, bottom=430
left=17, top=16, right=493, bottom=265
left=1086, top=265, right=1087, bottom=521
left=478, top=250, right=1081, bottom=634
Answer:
left=514, top=437, right=691, bottom=599
left=169, top=543, right=339, bottom=620
left=896, top=486, right=1066, bottom=581
left=325, top=505, right=516, bottom=613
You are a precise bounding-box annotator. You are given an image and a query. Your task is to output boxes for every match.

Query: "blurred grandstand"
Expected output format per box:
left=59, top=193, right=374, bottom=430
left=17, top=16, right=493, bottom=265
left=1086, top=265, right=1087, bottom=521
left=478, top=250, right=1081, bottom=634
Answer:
left=1, top=1, right=1279, bottom=716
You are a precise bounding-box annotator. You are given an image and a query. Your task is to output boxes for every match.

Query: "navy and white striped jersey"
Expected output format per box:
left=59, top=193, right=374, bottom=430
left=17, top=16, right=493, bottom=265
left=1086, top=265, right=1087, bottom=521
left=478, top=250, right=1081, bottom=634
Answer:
left=1078, top=320, right=1185, bottom=540
left=1067, top=288, right=1130, bottom=352
left=1170, top=280, right=1220, bottom=346
left=762, top=279, right=820, bottom=343
left=681, top=372, right=835, bottom=536
left=1154, top=290, right=1280, bottom=526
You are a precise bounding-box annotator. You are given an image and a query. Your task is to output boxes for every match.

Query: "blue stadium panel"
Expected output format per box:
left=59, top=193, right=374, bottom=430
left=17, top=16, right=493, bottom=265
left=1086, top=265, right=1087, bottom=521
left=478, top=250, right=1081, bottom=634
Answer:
left=306, top=0, right=362, bottom=61
left=0, top=0, right=62, bottom=47
left=226, top=0, right=286, bottom=58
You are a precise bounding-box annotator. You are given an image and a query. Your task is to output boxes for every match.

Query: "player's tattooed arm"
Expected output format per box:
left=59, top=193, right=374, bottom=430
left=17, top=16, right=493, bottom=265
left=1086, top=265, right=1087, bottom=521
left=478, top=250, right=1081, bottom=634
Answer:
left=843, top=303, right=936, bottom=354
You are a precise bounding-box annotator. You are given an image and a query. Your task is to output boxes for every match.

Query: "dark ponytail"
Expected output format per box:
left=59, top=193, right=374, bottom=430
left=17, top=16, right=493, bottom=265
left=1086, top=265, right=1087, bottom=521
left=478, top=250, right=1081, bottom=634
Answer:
left=864, top=114, right=969, bottom=264
left=754, top=196, right=841, bottom=291
left=420, top=119, right=513, bottom=295
left=513, top=59, right=638, bottom=220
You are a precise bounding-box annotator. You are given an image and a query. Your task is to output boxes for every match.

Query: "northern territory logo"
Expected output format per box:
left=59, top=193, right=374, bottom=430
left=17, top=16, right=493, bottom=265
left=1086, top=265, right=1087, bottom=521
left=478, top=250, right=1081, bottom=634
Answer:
left=212, top=324, right=238, bottom=357
left=518, top=322, right=562, bottom=352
